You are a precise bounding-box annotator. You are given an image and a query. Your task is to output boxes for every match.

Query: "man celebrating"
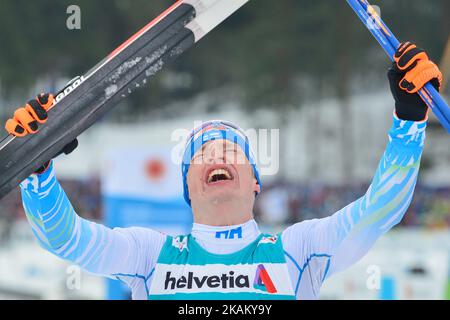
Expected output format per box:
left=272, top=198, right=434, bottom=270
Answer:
left=5, top=42, right=443, bottom=299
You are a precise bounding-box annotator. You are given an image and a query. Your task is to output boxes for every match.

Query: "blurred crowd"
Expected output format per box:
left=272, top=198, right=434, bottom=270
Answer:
left=0, top=178, right=450, bottom=241
left=254, top=182, right=450, bottom=229
left=0, top=178, right=102, bottom=242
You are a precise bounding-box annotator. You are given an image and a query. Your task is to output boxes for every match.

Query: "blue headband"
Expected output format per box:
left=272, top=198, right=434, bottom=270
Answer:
left=181, top=121, right=262, bottom=206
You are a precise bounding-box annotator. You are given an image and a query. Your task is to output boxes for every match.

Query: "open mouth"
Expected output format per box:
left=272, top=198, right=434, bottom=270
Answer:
left=206, top=167, right=234, bottom=184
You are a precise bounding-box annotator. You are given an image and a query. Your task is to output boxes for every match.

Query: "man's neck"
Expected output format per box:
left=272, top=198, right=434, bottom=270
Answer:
left=191, top=219, right=261, bottom=254
left=192, top=199, right=254, bottom=226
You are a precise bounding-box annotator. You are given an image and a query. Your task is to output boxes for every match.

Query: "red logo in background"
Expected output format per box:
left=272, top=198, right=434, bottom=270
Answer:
left=145, top=158, right=166, bottom=181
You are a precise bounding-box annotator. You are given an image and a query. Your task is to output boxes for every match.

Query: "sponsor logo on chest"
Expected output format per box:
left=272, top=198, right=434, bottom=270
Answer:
left=150, top=263, right=293, bottom=296
left=165, top=270, right=250, bottom=290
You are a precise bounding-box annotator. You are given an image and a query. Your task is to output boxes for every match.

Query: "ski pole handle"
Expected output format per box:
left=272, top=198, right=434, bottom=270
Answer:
left=347, top=0, right=450, bottom=134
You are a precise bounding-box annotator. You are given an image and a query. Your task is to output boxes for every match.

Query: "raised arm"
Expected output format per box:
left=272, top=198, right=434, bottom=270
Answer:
left=20, top=162, right=166, bottom=283
left=4, top=92, right=166, bottom=299
left=284, top=113, right=425, bottom=270
left=282, top=42, right=442, bottom=295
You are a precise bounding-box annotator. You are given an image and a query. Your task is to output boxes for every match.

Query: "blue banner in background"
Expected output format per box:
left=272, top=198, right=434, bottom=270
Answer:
left=101, top=147, right=192, bottom=300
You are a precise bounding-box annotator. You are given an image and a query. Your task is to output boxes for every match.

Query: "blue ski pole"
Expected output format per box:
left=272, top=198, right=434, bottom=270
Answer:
left=347, top=0, right=450, bottom=134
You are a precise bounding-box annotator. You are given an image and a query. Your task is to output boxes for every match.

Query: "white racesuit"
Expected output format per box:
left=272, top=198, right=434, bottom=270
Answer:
left=20, top=115, right=426, bottom=299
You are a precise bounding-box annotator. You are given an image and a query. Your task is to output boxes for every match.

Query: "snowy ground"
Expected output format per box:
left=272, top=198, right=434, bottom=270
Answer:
left=0, top=221, right=104, bottom=300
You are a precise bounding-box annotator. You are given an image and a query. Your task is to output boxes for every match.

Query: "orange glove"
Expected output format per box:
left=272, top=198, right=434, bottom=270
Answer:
left=388, top=42, right=443, bottom=121
left=394, top=42, right=443, bottom=94
left=5, top=93, right=54, bottom=137
left=3, top=92, right=77, bottom=174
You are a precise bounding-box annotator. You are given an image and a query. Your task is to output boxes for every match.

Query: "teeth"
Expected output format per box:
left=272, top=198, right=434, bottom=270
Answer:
left=208, top=168, right=232, bottom=183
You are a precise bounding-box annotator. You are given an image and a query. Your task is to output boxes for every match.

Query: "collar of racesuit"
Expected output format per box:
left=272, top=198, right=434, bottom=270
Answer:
left=191, top=219, right=261, bottom=252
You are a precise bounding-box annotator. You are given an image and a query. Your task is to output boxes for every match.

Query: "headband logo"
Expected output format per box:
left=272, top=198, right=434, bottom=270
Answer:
left=171, top=121, right=280, bottom=177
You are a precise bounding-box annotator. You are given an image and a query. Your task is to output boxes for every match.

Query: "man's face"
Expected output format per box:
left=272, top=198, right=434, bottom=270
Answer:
left=186, top=139, right=260, bottom=206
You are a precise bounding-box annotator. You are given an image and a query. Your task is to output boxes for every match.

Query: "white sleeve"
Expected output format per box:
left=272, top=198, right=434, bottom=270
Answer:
left=20, top=162, right=167, bottom=290
left=282, top=115, right=426, bottom=297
